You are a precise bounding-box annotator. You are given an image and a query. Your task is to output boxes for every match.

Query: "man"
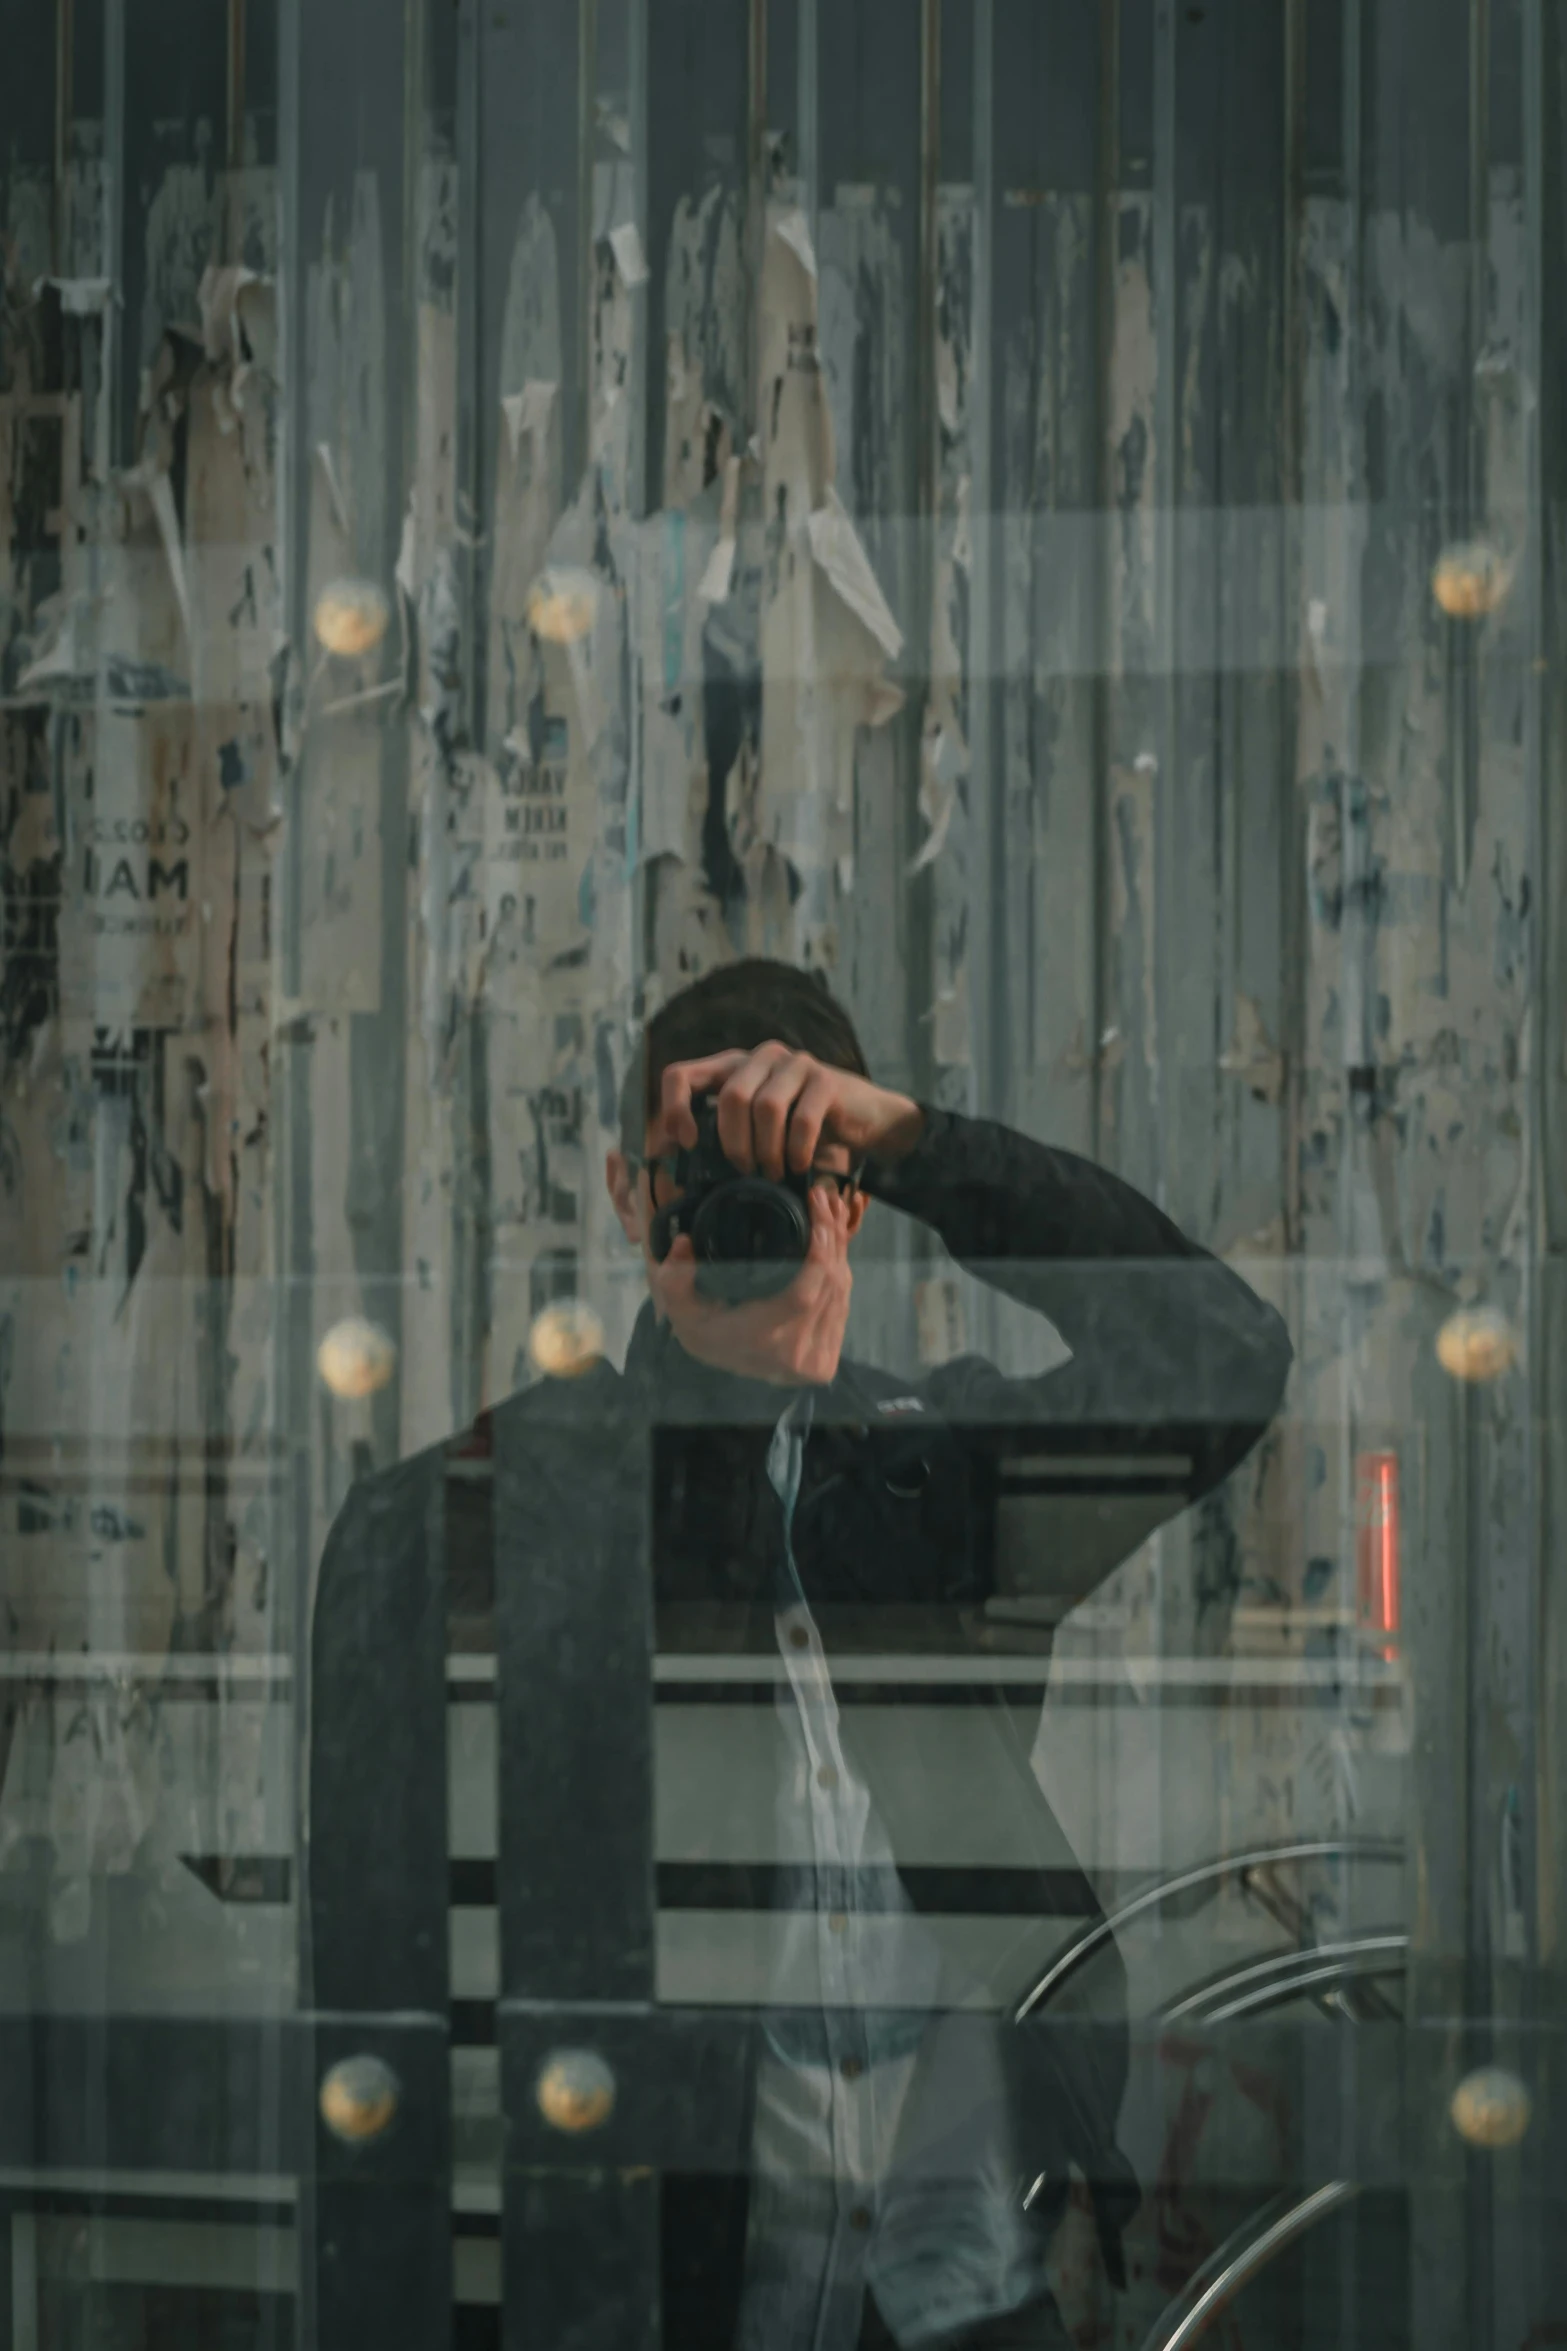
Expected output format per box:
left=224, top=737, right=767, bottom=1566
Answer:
left=311, top=957, right=1291, bottom=2350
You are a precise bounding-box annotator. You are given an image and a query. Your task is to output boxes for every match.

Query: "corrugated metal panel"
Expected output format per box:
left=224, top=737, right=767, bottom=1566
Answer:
left=0, top=0, right=1562, bottom=2333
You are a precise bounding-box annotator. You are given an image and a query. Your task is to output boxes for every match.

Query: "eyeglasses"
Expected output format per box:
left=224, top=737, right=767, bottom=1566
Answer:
left=624, top=1153, right=862, bottom=1206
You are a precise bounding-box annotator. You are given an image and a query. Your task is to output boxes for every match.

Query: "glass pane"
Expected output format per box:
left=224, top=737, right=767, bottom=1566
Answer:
left=1, top=0, right=1561, bottom=2346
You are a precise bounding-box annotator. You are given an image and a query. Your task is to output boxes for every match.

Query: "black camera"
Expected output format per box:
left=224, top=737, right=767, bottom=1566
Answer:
left=647, top=1094, right=814, bottom=1302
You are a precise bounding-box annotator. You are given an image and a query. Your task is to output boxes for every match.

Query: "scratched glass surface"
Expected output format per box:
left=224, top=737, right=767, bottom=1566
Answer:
left=0, top=2, right=1559, bottom=2348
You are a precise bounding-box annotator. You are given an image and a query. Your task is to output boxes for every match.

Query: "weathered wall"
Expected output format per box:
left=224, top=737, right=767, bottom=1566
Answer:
left=0, top=0, right=1561, bottom=2332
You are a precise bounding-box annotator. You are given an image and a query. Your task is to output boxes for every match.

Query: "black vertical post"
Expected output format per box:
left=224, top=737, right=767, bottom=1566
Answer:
left=278, top=0, right=439, bottom=2337
left=303, top=1455, right=454, bottom=2351
left=494, top=1373, right=658, bottom=2351
left=1525, top=3, right=1567, bottom=2347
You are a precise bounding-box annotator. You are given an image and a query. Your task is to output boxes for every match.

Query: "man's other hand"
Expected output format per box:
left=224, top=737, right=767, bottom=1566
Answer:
left=652, top=1042, right=923, bottom=1180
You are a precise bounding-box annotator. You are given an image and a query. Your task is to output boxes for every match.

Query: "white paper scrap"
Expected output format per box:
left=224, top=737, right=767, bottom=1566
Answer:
left=807, top=490, right=903, bottom=660
left=774, top=207, right=818, bottom=281
left=609, top=221, right=650, bottom=287
left=697, top=454, right=742, bottom=605
left=502, top=378, right=558, bottom=463
left=697, top=536, right=736, bottom=606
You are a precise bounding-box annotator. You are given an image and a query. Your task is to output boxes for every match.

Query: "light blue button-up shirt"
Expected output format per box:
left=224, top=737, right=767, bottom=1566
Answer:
left=735, top=1398, right=1046, bottom=2351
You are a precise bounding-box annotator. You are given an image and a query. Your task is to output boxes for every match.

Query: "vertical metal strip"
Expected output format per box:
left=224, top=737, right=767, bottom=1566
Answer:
left=1331, top=69, right=1380, bottom=2311
left=1143, top=0, right=1179, bottom=1970
left=100, top=0, right=125, bottom=472
left=1463, top=0, right=1498, bottom=2245
left=455, top=0, right=481, bottom=730
left=908, top=0, right=941, bottom=1114
left=1518, top=44, right=1556, bottom=2351
left=1091, top=0, right=1119, bottom=1163
left=404, top=0, right=425, bottom=491
left=226, top=0, right=247, bottom=259
left=578, top=0, right=599, bottom=483
left=628, top=0, right=651, bottom=985
left=628, top=0, right=649, bottom=520
left=270, top=15, right=319, bottom=2347
left=1150, top=0, right=1177, bottom=1213
left=1339, top=0, right=1363, bottom=833
left=52, top=0, right=72, bottom=276
left=797, top=0, right=819, bottom=269
left=1450, top=0, right=1490, bottom=892
left=86, top=0, right=130, bottom=1776
left=1519, top=0, right=1546, bottom=1989
left=968, top=0, right=997, bottom=1125
left=273, top=0, right=318, bottom=2033
left=358, top=0, right=418, bottom=1474
left=749, top=0, right=769, bottom=438
left=1279, top=0, right=1306, bottom=1258
left=275, top=0, right=307, bottom=1008
left=227, top=0, right=247, bottom=176
left=1464, top=31, right=1496, bottom=2272
left=1335, top=0, right=1369, bottom=1595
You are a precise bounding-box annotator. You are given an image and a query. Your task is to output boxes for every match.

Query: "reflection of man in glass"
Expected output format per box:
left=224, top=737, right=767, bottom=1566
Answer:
left=313, top=956, right=1291, bottom=2351
left=609, top=960, right=1289, bottom=2350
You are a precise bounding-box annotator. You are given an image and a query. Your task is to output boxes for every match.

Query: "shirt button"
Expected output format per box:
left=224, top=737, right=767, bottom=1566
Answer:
left=816, top=1763, right=839, bottom=1790
left=849, top=2206, right=872, bottom=2232
left=827, top=1911, right=848, bottom=1934
left=840, top=2055, right=864, bottom=2082
left=789, top=1626, right=810, bottom=1650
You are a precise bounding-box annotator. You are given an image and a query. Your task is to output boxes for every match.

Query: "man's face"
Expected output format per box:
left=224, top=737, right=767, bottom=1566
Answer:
left=605, top=1052, right=867, bottom=1386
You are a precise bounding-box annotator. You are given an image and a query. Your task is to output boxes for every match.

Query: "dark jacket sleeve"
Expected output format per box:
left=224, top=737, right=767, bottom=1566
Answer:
left=307, top=1451, right=451, bottom=2014
left=861, top=1106, right=1292, bottom=1502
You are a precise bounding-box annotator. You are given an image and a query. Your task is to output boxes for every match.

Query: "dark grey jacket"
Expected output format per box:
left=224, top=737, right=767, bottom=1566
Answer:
left=309, top=1108, right=1292, bottom=2335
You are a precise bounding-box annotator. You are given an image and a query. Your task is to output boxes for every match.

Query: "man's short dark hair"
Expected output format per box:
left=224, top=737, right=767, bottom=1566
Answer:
left=619, top=959, right=870, bottom=1152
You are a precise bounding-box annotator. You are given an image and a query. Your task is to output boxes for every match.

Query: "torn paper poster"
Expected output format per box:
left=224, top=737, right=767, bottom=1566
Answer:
left=396, top=499, right=418, bottom=600
left=807, top=489, right=903, bottom=660
left=909, top=783, right=956, bottom=874
left=758, top=199, right=835, bottom=508
left=314, top=440, right=351, bottom=537
left=488, top=371, right=563, bottom=747
left=661, top=184, right=747, bottom=485
left=502, top=377, right=559, bottom=465
left=145, top=469, right=194, bottom=650
left=928, top=964, right=971, bottom=1067
left=57, top=709, right=206, bottom=1029
left=697, top=535, right=736, bottom=606
left=596, top=98, right=633, bottom=153
left=910, top=716, right=964, bottom=872
left=1218, top=990, right=1286, bottom=1104
left=13, top=595, right=189, bottom=706
left=635, top=505, right=713, bottom=865
left=486, top=692, right=593, bottom=964
left=179, top=321, right=282, bottom=705
left=754, top=194, right=909, bottom=889
left=589, top=252, right=636, bottom=513
left=774, top=206, right=818, bottom=281
left=32, top=274, right=112, bottom=315
left=197, top=264, right=275, bottom=377
left=608, top=220, right=649, bottom=288
left=120, top=347, right=203, bottom=657
left=697, top=452, right=742, bottom=605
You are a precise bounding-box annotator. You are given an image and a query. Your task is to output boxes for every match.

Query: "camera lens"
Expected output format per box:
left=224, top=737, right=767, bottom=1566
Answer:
left=691, top=1180, right=811, bottom=1301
